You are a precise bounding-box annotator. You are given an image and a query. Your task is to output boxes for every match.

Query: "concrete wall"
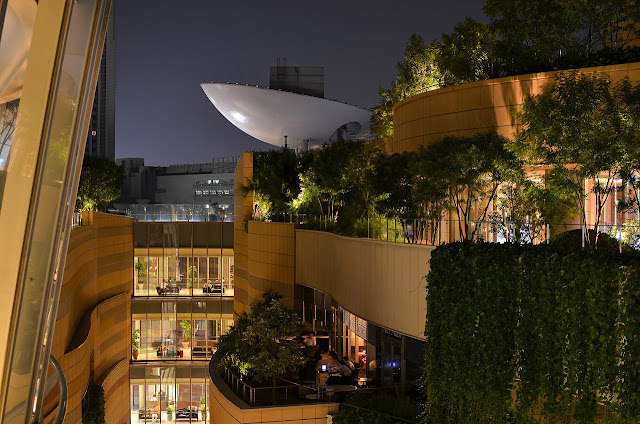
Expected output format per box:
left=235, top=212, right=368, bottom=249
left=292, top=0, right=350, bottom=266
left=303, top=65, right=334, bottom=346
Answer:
left=296, top=230, right=432, bottom=340
left=155, top=172, right=233, bottom=205
left=392, top=62, right=640, bottom=152
left=45, top=212, right=132, bottom=423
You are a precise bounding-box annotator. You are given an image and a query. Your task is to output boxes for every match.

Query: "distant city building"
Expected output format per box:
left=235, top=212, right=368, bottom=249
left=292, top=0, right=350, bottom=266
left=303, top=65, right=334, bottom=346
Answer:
left=269, top=57, right=324, bottom=98
left=114, top=156, right=238, bottom=222
left=84, top=3, right=116, bottom=161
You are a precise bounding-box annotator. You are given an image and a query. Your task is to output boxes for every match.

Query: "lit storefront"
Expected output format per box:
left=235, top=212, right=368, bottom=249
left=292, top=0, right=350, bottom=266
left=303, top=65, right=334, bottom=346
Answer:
left=131, top=299, right=233, bottom=361
left=133, top=222, right=234, bottom=297
left=296, top=284, right=425, bottom=392
left=130, top=364, right=210, bottom=423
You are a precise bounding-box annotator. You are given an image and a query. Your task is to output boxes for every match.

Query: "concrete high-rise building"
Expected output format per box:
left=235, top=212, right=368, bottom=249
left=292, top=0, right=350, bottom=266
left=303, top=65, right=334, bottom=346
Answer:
left=114, top=156, right=238, bottom=222
left=269, top=58, right=324, bottom=98
left=85, top=3, right=116, bottom=162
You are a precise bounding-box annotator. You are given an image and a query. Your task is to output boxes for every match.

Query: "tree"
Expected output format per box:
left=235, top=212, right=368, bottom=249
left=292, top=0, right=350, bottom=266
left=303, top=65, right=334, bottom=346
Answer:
left=418, top=132, right=521, bottom=241
left=371, top=151, right=417, bottom=219
left=483, top=0, right=583, bottom=75
left=483, top=0, right=640, bottom=75
left=243, top=148, right=301, bottom=218
left=512, top=71, right=640, bottom=247
left=576, top=0, right=640, bottom=51
left=617, top=77, right=640, bottom=220
left=75, top=156, right=125, bottom=212
left=489, top=182, right=546, bottom=244
left=242, top=291, right=306, bottom=390
left=304, top=140, right=381, bottom=226
left=371, top=34, right=441, bottom=138
left=215, top=290, right=305, bottom=397
left=411, top=150, right=450, bottom=244
left=437, top=17, right=499, bottom=86
left=0, top=100, right=19, bottom=167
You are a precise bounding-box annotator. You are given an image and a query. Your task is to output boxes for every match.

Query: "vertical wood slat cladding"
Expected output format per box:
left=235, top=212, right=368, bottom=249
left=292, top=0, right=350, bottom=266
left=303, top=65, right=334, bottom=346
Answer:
left=233, top=152, right=253, bottom=319
left=45, top=212, right=132, bottom=424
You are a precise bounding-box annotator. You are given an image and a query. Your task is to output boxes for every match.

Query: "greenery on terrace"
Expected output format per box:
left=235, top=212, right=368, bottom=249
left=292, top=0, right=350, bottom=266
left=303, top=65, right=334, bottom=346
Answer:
left=214, top=290, right=306, bottom=388
left=371, top=0, right=640, bottom=137
left=75, top=156, right=125, bottom=212
left=244, top=71, right=640, bottom=248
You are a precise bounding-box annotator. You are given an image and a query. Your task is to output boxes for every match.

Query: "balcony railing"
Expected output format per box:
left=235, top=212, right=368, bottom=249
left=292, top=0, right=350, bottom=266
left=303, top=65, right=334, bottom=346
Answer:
left=261, top=213, right=639, bottom=248
left=217, top=363, right=337, bottom=407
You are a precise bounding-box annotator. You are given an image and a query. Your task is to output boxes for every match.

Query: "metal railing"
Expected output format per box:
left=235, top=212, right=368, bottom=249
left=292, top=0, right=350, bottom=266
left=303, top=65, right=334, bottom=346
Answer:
left=71, top=212, right=83, bottom=227
left=118, top=204, right=234, bottom=222
left=261, top=213, right=640, bottom=248
left=221, top=367, right=325, bottom=407
left=48, top=355, right=68, bottom=424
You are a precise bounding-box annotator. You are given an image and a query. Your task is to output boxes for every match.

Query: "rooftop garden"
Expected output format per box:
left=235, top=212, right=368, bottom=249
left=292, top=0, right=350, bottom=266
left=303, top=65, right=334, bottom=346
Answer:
left=244, top=70, right=640, bottom=249
left=371, top=0, right=640, bottom=137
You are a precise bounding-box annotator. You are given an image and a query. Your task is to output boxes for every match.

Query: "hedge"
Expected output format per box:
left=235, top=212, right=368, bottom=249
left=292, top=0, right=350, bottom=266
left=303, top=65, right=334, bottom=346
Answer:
left=424, top=241, right=640, bottom=424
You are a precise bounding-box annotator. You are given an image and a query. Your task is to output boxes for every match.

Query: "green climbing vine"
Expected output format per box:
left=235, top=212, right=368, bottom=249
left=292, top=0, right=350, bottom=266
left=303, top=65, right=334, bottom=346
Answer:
left=424, top=241, right=640, bottom=424
left=82, top=384, right=105, bottom=424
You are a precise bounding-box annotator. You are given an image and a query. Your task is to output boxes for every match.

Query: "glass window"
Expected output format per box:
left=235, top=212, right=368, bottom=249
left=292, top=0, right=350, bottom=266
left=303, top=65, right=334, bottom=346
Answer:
left=148, top=224, right=163, bottom=247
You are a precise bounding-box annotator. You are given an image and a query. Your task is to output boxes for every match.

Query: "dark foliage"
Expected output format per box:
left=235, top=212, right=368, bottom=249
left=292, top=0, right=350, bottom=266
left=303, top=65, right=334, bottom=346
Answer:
left=424, top=241, right=640, bottom=423
left=82, top=384, right=105, bottom=424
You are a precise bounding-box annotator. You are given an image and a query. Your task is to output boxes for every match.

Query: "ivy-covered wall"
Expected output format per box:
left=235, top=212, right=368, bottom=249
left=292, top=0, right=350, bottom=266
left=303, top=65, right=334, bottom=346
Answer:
left=424, top=242, right=640, bottom=424
left=81, top=384, right=105, bottom=424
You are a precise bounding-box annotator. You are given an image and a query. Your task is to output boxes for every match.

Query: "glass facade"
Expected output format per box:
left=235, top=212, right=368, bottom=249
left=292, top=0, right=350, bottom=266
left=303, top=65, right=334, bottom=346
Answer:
left=0, top=0, right=113, bottom=419
left=131, top=364, right=209, bottom=424
left=133, top=222, right=234, bottom=297
left=131, top=299, right=233, bottom=361
left=131, top=222, right=235, bottom=420
left=296, top=284, right=425, bottom=393
left=127, top=204, right=233, bottom=223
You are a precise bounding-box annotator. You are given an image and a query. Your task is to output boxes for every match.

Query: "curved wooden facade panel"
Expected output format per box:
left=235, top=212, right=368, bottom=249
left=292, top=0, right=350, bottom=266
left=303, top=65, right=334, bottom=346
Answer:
left=208, top=368, right=338, bottom=424
left=392, top=62, right=640, bottom=152
left=295, top=229, right=432, bottom=340
left=247, top=222, right=296, bottom=311
left=46, top=212, right=132, bottom=423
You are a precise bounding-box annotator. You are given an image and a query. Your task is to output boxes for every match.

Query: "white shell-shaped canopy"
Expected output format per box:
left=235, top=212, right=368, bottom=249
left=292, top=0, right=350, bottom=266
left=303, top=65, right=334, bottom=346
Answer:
left=201, top=83, right=371, bottom=149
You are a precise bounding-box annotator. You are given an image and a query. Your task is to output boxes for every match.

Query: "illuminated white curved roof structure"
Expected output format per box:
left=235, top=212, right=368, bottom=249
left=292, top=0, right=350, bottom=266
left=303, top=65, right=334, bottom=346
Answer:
left=201, top=83, right=371, bottom=149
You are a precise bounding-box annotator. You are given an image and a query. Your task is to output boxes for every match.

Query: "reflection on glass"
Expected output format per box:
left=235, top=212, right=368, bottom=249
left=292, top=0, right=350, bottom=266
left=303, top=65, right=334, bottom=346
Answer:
left=131, top=299, right=233, bottom=361
left=131, top=365, right=209, bottom=423
left=134, top=253, right=234, bottom=297
left=2, top=0, right=107, bottom=421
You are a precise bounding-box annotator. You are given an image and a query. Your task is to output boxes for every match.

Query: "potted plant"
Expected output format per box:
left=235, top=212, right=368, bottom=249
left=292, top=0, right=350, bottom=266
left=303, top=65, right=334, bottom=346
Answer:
left=199, top=396, right=207, bottom=421
left=166, top=404, right=173, bottom=421
left=132, top=328, right=140, bottom=360
left=180, top=320, right=191, bottom=349
left=135, top=261, right=146, bottom=290
left=187, top=265, right=197, bottom=290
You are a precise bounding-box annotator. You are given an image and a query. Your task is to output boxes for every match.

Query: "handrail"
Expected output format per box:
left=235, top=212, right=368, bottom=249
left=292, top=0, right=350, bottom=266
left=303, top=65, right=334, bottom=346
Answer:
left=48, top=355, right=67, bottom=424
left=221, top=367, right=317, bottom=406
left=5, top=356, right=68, bottom=423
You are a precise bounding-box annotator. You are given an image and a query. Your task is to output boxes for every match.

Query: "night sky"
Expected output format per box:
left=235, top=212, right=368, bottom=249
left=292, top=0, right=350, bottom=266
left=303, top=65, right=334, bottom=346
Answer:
left=115, top=1, right=485, bottom=166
